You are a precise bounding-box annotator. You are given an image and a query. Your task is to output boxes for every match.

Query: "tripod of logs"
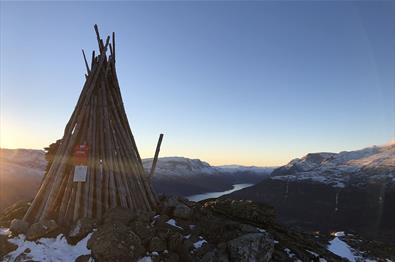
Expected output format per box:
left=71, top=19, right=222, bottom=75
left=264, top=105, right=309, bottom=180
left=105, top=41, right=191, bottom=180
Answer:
left=24, top=25, right=159, bottom=225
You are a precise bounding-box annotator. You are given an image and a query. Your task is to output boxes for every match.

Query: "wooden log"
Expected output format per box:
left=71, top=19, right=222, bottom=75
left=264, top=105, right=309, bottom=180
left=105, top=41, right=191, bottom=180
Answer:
left=106, top=89, right=133, bottom=208
left=149, top=134, right=164, bottom=179
left=87, top=96, right=98, bottom=218
left=82, top=98, right=96, bottom=218
left=73, top=182, right=82, bottom=222
left=112, top=32, right=115, bottom=62
left=57, top=169, right=74, bottom=224
left=101, top=81, right=120, bottom=208
left=91, top=51, right=96, bottom=69
left=94, top=24, right=104, bottom=53
left=71, top=109, right=91, bottom=222
left=82, top=49, right=90, bottom=74
left=64, top=181, right=77, bottom=224
left=105, top=80, right=153, bottom=209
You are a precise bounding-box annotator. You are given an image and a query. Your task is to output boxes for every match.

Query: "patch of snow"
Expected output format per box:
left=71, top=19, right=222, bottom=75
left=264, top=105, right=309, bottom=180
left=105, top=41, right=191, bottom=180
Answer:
left=184, top=234, right=191, bottom=239
left=0, top=228, right=10, bottom=236
left=334, top=231, right=345, bottom=237
left=138, top=256, right=153, bottom=262
left=216, top=165, right=275, bottom=174
left=142, top=157, right=218, bottom=177
left=5, top=233, right=92, bottom=262
left=327, top=236, right=356, bottom=262
left=306, top=250, right=319, bottom=257
left=166, top=219, right=183, bottom=230
left=284, top=248, right=301, bottom=260
left=193, top=239, right=207, bottom=249
left=257, top=228, right=266, bottom=233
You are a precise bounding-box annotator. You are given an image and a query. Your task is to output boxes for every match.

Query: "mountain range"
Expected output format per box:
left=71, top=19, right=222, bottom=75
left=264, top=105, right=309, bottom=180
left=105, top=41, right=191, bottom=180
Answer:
left=227, top=143, right=395, bottom=243
left=271, top=143, right=394, bottom=187
left=0, top=150, right=273, bottom=210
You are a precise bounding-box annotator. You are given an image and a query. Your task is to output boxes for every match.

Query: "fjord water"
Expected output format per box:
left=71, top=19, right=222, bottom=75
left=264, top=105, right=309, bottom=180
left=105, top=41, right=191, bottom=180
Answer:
left=186, top=183, right=253, bottom=202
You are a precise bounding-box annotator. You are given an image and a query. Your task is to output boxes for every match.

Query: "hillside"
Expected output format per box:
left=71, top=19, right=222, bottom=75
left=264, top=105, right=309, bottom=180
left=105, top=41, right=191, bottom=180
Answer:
left=227, top=143, right=395, bottom=243
left=271, top=143, right=394, bottom=187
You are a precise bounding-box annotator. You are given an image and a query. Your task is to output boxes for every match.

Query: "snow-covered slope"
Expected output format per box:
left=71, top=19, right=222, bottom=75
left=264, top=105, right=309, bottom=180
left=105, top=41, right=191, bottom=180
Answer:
left=216, top=165, right=275, bottom=174
left=142, top=157, right=273, bottom=177
left=0, top=149, right=46, bottom=171
left=271, top=143, right=395, bottom=187
left=0, top=149, right=46, bottom=210
left=142, top=157, right=219, bottom=177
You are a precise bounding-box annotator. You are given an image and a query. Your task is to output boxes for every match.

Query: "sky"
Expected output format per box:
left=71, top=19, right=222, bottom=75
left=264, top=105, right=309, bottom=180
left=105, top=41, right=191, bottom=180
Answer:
left=0, top=1, right=394, bottom=166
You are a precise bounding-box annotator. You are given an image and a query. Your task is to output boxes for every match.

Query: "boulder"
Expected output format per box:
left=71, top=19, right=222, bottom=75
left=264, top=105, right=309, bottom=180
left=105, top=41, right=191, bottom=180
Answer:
left=9, top=219, right=29, bottom=235
left=26, top=219, right=58, bottom=241
left=173, top=204, right=192, bottom=220
left=68, top=218, right=96, bottom=243
left=88, top=222, right=144, bottom=262
left=227, top=232, right=274, bottom=262
left=149, top=236, right=167, bottom=252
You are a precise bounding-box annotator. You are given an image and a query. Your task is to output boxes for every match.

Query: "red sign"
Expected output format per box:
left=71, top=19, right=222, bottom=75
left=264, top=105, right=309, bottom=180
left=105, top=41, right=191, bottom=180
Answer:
left=73, top=144, right=89, bottom=165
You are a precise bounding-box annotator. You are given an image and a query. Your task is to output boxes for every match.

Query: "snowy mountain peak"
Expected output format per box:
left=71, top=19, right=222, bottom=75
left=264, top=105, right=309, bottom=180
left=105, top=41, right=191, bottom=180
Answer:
left=142, top=157, right=217, bottom=176
left=271, top=144, right=395, bottom=187
left=142, top=156, right=273, bottom=177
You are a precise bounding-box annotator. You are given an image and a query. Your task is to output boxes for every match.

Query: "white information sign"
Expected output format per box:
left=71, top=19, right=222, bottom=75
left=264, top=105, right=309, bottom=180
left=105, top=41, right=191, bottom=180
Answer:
left=73, top=165, right=87, bottom=182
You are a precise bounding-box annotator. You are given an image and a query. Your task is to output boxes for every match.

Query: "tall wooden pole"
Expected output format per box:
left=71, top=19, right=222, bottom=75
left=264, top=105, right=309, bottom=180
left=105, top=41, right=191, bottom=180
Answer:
left=149, top=134, right=164, bottom=179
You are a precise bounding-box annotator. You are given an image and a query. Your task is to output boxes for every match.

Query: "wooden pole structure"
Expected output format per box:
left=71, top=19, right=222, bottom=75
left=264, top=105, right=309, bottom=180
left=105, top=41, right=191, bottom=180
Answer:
left=23, top=25, right=158, bottom=225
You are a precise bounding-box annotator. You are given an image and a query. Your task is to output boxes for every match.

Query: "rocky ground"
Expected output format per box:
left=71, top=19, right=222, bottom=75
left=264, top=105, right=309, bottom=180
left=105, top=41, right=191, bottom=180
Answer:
left=0, top=197, right=392, bottom=262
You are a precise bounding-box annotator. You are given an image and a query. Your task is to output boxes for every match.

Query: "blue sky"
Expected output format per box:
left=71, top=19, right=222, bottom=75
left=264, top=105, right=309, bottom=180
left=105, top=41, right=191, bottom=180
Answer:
left=0, top=1, right=394, bottom=166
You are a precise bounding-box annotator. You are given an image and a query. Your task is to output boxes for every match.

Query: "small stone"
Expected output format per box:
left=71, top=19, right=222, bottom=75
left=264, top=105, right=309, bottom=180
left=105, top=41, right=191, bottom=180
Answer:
left=10, top=219, right=29, bottom=235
